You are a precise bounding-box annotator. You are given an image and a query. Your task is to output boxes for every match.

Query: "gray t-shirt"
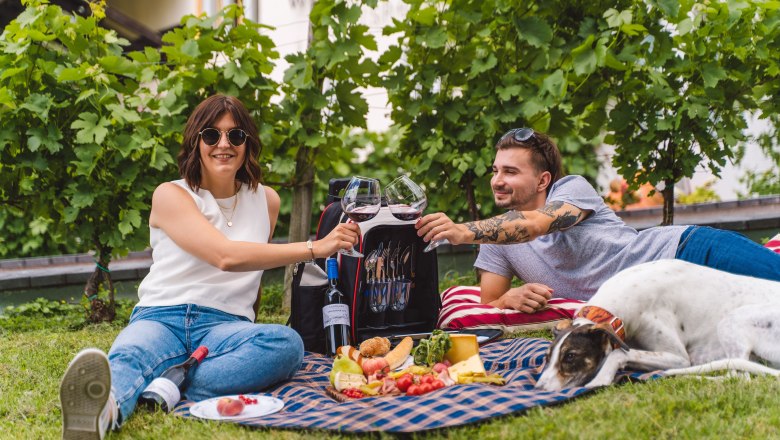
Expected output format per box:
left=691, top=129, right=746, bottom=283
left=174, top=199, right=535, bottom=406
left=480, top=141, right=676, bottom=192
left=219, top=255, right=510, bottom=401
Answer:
left=474, top=175, right=686, bottom=301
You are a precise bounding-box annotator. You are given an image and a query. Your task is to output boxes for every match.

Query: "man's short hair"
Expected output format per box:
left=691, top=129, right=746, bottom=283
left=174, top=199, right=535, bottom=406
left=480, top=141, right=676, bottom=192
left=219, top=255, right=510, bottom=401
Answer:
left=495, top=129, right=564, bottom=193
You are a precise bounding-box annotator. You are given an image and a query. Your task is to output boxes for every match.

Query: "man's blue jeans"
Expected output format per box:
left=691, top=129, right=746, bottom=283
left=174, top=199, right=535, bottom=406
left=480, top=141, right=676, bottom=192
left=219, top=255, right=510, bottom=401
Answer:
left=675, top=226, right=780, bottom=282
left=107, top=304, right=303, bottom=424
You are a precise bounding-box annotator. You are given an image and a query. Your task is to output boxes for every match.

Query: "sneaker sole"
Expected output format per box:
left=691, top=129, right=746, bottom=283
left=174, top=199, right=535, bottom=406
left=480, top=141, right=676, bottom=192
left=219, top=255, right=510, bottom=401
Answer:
left=60, top=349, right=110, bottom=440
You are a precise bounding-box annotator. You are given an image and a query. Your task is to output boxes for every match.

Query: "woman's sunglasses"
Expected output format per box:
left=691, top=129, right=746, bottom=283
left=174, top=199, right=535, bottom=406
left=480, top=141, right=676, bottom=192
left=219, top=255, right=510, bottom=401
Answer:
left=198, top=128, right=248, bottom=147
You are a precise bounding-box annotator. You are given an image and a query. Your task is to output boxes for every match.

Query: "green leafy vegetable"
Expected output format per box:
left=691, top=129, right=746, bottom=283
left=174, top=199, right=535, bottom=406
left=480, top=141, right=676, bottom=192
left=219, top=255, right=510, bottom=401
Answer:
left=412, top=330, right=452, bottom=366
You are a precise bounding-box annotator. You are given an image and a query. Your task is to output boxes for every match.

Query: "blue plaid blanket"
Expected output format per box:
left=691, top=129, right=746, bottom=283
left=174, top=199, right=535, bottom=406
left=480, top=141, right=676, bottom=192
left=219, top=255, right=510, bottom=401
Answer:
left=174, top=338, right=658, bottom=432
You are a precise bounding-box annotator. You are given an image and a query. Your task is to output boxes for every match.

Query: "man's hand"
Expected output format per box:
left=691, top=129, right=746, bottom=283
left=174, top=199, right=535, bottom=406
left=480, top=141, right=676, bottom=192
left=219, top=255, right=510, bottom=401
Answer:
left=492, top=283, right=553, bottom=313
left=415, top=212, right=471, bottom=245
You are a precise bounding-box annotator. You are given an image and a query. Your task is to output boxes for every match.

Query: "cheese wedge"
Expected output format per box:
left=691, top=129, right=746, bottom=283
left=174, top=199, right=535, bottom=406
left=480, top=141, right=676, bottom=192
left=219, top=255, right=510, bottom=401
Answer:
left=333, top=372, right=367, bottom=391
left=444, top=334, right=480, bottom=365
left=447, top=353, right=487, bottom=383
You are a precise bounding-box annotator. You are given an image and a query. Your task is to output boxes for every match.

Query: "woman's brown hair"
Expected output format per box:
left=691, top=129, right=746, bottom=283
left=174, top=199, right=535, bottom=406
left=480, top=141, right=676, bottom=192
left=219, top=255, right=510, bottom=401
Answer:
left=178, top=94, right=262, bottom=191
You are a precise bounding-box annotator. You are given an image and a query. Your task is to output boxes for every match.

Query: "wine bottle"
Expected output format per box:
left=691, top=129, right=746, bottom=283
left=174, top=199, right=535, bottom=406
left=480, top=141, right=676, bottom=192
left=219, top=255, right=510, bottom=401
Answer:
left=323, top=258, right=351, bottom=356
left=138, top=345, right=208, bottom=412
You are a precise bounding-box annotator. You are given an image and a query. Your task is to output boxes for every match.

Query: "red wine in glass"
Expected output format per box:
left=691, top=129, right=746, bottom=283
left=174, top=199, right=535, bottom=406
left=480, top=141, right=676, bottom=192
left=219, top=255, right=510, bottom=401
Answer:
left=340, top=176, right=381, bottom=258
left=344, top=204, right=380, bottom=222
left=386, top=175, right=449, bottom=251
left=388, top=205, right=424, bottom=221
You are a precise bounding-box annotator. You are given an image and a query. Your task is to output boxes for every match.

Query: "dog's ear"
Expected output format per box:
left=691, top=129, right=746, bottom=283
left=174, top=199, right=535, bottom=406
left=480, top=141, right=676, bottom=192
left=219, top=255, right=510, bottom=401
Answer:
left=553, top=319, right=572, bottom=338
left=590, top=323, right=630, bottom=351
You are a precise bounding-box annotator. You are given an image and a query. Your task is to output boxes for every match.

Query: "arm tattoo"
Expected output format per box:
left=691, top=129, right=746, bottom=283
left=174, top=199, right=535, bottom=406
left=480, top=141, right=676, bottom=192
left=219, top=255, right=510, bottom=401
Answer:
left=464, top=210, right=530, bottom=244
left=547, top=210, right=581, bottom=233
left=537, top=200, right=563, bottom=217
left=537, top=201, right=583, bottom=233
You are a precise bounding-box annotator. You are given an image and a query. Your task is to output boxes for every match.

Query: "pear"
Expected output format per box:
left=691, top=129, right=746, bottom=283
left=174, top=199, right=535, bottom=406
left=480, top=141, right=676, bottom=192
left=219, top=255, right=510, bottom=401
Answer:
left=329, top=354, right=363, bottom=386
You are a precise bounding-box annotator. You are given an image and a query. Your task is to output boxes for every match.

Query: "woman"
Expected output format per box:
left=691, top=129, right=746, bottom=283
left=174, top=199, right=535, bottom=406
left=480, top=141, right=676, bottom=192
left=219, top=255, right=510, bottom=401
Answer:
left=59, top=94, right=359, bottom=438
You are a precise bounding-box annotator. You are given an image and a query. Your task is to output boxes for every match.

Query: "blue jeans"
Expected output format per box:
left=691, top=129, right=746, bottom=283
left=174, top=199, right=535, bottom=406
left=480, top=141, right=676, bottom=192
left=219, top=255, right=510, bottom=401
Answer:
left=675, top=226, right=780, bottom=281
left=107, top=304, right=303, bottom=424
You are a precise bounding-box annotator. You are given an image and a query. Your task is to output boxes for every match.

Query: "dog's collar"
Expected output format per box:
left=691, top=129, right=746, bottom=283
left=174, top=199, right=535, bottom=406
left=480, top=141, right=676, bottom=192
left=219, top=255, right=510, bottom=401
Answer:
left=575, top=305, right=626, bottom=341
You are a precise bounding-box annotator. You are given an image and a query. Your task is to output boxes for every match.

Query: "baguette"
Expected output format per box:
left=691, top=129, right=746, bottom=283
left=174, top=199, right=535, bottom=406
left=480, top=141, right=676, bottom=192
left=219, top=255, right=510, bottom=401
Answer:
left=383, top=336, right=413, bottom=370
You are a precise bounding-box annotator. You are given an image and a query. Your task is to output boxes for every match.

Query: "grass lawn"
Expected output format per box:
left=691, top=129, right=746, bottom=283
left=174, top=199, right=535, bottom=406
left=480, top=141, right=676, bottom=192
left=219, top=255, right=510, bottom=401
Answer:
left=2, top=295, right=780, bottom=439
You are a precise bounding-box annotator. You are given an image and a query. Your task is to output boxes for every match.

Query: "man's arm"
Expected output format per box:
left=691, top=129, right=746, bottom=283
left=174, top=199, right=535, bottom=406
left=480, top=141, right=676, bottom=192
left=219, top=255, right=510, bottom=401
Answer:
left=417, top=200, right=589, bottom=245
left=480, top=271, right=553, bottom=312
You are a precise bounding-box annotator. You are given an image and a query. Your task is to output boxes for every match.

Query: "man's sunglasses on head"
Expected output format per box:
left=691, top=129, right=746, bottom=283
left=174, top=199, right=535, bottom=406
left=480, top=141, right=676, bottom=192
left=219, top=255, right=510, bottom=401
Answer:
left=500, top=127, right=539, bottom=145
left=199, top=128, right=248, bottom=147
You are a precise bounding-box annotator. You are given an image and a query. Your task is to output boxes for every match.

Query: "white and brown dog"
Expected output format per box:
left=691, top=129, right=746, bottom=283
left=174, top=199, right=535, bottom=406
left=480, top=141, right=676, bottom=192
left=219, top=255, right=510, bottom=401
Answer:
left=536, top=259, right=780, bottom=391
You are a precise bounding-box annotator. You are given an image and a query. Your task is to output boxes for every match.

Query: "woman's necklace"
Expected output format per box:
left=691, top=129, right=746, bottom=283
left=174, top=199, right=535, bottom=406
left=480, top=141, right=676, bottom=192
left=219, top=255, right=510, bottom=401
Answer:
left=216, top=185, right=240, bottom=227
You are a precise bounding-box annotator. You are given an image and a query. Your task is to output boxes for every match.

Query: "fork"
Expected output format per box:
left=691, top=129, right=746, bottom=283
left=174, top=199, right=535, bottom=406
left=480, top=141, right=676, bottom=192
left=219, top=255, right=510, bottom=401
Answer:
left=364, top=249, right=378, bottom=283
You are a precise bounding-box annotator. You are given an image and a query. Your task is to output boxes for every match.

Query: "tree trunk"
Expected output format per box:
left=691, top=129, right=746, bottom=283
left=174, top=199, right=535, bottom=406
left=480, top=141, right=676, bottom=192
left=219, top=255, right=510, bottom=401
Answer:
left=661, top=178, right=675, bottom=226
left=83, top=242, right=116, bottom=323
left=282, top=146, right=315, bottom=312
left=462, top=171, right=480, bottom=222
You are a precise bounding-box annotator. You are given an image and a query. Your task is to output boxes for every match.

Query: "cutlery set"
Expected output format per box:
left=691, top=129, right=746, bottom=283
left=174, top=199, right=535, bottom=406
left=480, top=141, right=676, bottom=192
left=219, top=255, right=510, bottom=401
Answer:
left=363, top=241, right=414, bottom=314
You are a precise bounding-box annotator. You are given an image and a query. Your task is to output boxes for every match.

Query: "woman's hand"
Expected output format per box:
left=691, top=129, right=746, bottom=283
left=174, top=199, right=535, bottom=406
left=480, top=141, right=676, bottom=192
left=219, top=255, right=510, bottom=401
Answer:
left=313, top=223, right=360, bottom=258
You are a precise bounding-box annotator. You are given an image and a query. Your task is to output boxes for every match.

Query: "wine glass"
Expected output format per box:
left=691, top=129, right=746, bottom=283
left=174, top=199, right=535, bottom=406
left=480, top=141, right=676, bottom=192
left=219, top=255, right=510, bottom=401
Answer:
left=385, top=175, right=427, bottom=221
left=385, top=175, right=449, bottom=252
left=340, top=176, right=381, bottom=258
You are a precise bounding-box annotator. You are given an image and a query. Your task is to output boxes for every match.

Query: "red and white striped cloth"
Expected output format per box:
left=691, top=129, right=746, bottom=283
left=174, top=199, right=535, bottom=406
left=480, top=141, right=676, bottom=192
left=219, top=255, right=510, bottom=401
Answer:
left=436, top=286, right=583, bottom=333
left=767, top=233, right=780, bottom=253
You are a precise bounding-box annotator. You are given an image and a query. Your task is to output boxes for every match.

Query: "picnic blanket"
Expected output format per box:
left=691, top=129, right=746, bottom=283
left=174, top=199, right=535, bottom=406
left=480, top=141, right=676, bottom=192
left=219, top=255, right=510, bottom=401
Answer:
left=174, top=338, right=659, bottom=433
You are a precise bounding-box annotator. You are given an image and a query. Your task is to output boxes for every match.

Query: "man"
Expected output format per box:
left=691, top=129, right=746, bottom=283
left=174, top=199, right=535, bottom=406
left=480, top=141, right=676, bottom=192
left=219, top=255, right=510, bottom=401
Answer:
left=416, top=128, right=780, bottom=315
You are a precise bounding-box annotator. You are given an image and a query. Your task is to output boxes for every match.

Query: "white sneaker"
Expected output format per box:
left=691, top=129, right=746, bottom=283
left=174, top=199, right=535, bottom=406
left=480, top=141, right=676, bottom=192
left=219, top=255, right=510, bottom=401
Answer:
left=60, top=348, right=118, bottom=440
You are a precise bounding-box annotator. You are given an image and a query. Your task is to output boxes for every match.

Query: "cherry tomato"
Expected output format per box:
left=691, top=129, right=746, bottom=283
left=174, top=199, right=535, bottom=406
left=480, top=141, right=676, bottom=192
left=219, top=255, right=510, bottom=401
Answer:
left=419, top=383, right=434, bottom=394
left=431, top=379, right=445, bottom=389
left=420, top=374, right=435, bottom=385
left=396, top=374, right=414, bottom=392
left=406, top=384, right=421, bottom=396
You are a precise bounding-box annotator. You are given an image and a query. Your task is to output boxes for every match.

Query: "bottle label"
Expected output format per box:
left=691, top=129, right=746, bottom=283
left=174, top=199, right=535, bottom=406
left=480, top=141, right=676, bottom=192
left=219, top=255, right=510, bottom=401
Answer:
left=142, top=377, right=181, bottom=411
left=322, top=303, right=350, bottom=328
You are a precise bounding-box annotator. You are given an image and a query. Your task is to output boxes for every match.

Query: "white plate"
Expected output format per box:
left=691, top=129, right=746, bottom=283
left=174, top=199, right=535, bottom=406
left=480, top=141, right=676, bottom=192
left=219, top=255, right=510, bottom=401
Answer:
left=189, top=395, right=284, bottom=420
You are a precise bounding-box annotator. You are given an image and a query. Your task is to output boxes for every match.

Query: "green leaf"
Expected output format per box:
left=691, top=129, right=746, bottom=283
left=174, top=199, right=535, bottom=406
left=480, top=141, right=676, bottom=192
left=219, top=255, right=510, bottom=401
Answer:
left=225, top=61, right=250, bottom=88
left=513, top=17, right=553, bottom=48
left=57, top=66, right=88, bottom=82
left=470, top=53, right=497, bottom=77
left=1, top=66, right=27, bottom=81
left=701, top=62, right=727, bottom=88
left=26, top=125, right=63, bottom=154
left=604, top=9, right=632, bottom=28
left=656, top=0, right=680, bottom=18
left=677, top=18, right=693, bottom=36
left=75, top=88, right=99, bottom=103
left=69, top=191, right=96, bottom=209
left=98, top=55, right=136, bottom=76
left=106, top=103, right=141, bottom=124
left=541, top=70, right=566, bottom=98
left=71, top=112, right=110, bottom=144
left=118, top=208, right=142, bottom=236
left=180, top=39, right=200, bottom=59
left=412, top=7, right=437, bottom=26
left=20, top=94, right=53, bottom=122
left=420, top=28, right=447, bottom=49
left=335, top=83, right=368, bottom=128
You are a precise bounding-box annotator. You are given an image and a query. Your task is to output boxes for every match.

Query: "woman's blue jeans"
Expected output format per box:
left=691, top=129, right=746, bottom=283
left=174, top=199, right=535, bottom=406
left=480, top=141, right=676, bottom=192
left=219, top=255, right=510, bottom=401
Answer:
left=675, top=226, right=780, bottom=281
left=107, top=304, right=304, bottom=424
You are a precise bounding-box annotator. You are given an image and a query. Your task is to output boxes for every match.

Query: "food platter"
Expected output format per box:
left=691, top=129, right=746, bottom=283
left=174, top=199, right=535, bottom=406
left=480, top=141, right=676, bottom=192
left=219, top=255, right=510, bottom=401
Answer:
left=189, top=395, right=284, bottom=420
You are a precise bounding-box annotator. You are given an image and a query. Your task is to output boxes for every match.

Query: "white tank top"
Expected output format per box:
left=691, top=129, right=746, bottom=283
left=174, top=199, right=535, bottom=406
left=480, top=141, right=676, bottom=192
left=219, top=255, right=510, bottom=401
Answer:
left=137, top=179, right=270, bottom=321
